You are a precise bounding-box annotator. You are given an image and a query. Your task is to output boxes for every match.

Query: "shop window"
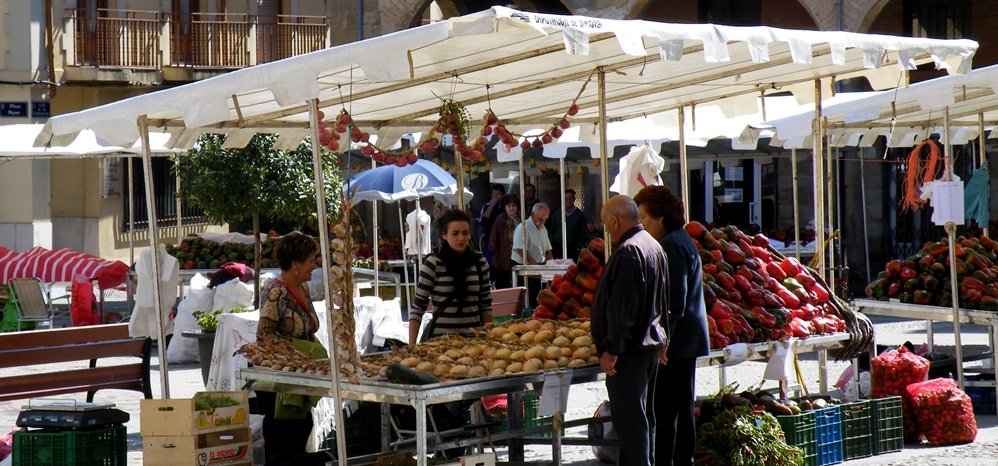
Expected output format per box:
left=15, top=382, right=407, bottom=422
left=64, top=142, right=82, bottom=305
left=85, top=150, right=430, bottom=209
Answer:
left=904, top=0, right=970, bottom=39
left=122, top=158, right=206, bottom=231
left=698, top=0, right=761, bottom=26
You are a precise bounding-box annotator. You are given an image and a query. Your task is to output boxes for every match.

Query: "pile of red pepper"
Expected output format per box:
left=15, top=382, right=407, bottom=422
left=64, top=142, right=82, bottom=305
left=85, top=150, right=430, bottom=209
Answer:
left=533, top=238, right=606, bottom=320
left=866, top=235, right=998, bottom=310
left=905, top=377, right=978, bottom=445
left=869, top=345, right=930, bottom=442
left=687, top=221, right=847, bottom=350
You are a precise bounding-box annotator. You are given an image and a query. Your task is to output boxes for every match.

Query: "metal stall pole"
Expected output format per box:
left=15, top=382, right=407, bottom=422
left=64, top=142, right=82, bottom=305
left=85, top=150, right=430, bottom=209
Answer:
left=457, top=141, right=466, bottom=208
left=942, top=106, right=966, bottom=390
left=137, top=116, right=170, bottom=398
left=560, top=156, right=568, bottom=260
left=176, top=167, right=182, bottom=244
left=860, top=150, right=872, bottom=283
left=372, top=158, right=380, bottom=295
left=307, top=99, right=349, bottom=465
left=128, top=156, right=136, bottom=312
left=812, top=80, right=826, bottom=280
left=398, top=205, right=412, bottom=307
left=980, top=112, right=989, bottom=238
left=678, top=106, right=690, bottom=221
left=826, top=124, right=836, bottom=295
left=598, top=70, right=611, bottom=251
left=791, top=148, right=801, bottom=260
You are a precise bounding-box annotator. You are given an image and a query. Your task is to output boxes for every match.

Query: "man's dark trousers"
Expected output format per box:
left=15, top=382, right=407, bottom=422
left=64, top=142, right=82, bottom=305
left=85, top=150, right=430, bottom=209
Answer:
left=655, top=357, right=696, bottom=466
left=605, top=348, right=659, bottom=466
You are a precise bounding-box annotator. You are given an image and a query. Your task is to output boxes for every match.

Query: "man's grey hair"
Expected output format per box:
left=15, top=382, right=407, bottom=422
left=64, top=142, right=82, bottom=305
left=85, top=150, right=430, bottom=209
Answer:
left=532, top=202, right=549, bottom=214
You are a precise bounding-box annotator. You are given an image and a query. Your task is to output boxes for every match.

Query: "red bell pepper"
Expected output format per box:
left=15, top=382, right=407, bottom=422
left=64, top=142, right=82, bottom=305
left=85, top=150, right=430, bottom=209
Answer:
left=575, top=271, right=599, bottom=292
left=780, top=257, right=803, bottom=277
left=766, top=263, right=787, bottom=281
left=537, top=289, right=563, bottom=310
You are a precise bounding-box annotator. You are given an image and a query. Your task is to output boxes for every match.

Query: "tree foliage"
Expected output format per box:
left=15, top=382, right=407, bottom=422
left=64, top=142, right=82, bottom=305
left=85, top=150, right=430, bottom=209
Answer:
left=173, top=133, right=342, bottom=231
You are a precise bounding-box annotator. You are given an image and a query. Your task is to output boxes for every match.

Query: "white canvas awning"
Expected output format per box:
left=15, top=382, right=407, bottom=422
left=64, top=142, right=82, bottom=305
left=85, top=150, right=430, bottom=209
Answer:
left=0, top=124, right=179, bottom=158
left=760, top=64, right=998, bottom=148
left=46, top=7, right=977, bottom=148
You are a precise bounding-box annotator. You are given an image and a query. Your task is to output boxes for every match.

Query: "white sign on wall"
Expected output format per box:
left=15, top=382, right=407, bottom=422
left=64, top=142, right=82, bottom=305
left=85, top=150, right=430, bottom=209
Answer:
left=102, top=159, right=122, bottom=198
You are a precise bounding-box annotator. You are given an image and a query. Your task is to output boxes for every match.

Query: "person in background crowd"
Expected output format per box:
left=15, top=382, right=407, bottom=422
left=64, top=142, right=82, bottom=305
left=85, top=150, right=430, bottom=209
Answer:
left=524, top=183, right=540, bottom=215
left=256, top=232, right=322, bottom=466
left=591, top=195, right=669, bottom=466
left=478, top=184, right=505, bottom=282
left=489, top=194, right=519, bottom=290
left=409, top=209, right=493, bottom=345
left=512, top=202, right=553, bottom=308
left=634, top=186, right=709, bottom=466
left=548, top=188, right=589, bottom=260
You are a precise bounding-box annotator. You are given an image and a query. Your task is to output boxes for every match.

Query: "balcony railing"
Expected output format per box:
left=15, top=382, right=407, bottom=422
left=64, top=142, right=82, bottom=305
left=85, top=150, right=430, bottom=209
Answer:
left=68, top=9, right=329, bottom=71
left=256, top=15, right=328, bottom=64
left=171, top=12, right=250, bottom=68
left=71, top=8, right=161, bottom=69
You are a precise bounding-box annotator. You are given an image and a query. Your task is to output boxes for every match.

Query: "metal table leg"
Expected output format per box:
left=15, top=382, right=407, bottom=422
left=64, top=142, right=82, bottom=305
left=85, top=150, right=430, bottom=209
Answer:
left=509, top=392, right=525, bottom=461
left=818, top=349, right=828, bottom=394
left=991, top=319, right=998, bottom=415
left=416, top=398, right=428, bottom=466
left=926, top=320, right=935, bottom=352
left=552, top=412, right=562, bottom=465
left=381, top=403, right=391, bottom=453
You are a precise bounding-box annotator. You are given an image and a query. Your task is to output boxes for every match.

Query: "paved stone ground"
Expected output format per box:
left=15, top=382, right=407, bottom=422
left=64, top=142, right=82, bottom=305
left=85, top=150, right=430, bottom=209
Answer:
left=2, top=299, right=998, bottom=465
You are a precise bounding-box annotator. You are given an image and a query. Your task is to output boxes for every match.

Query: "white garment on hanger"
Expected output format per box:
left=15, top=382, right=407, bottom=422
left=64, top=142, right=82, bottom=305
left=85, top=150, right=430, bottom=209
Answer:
left=129, top=244, right=180, bottom=339
left=609, top=143, right=665, bottom=197
left=404, top=208, right=432, bottom=256
left=920, top=176, right=965, bottom=226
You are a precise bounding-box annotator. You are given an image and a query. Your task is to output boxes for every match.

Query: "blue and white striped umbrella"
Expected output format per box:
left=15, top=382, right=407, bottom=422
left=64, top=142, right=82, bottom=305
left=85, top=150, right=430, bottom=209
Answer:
left=345, top=159, right=472, bottom=205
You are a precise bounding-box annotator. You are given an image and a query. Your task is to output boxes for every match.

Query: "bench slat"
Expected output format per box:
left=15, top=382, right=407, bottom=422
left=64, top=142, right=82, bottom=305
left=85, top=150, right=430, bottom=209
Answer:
left=0, top=365, right=146, bottom=402
left=0, top=323, right=131, bottom=350
left=0, top=339, right=148, bottom=369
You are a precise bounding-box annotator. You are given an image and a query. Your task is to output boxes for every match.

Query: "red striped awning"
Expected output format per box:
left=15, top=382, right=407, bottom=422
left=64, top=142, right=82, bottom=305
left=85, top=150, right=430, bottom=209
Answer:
left=0, top=246, right=130, bottom=290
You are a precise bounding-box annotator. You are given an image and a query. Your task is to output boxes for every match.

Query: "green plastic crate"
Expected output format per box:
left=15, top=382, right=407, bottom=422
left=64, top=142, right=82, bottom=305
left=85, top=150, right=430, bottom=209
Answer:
left=524, top=393, right=565, bottom=438
left=871, top=397, right=904, bottom=455
left=13, top=425, right=126, bottom=466
left=777, top=411, right=817, bottom=466
left=839, top=400, right=873, bottom=460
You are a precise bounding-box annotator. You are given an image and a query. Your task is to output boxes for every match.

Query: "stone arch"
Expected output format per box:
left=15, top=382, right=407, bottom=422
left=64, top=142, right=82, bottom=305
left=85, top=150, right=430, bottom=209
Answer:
left=793, top=0, right=891, bottom=32
left=379, top=0, right=432, bottom=34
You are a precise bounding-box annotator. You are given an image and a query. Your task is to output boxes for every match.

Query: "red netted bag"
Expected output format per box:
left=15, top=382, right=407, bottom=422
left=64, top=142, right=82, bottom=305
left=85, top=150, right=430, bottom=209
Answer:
left=871, top=346, right=930, bottom=397
left=871, top=346, right=929, bottom=441
left=905, top=378, right=977, bottom=445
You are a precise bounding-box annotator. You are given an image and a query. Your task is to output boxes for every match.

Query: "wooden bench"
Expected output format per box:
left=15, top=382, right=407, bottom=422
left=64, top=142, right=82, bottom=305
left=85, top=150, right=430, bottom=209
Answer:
left=0, top=323, right=153, bottom=402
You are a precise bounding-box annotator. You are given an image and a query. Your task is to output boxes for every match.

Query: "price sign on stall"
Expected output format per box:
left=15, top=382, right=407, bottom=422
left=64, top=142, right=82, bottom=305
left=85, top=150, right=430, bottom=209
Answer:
left=539, top=371, right=572, bottom=416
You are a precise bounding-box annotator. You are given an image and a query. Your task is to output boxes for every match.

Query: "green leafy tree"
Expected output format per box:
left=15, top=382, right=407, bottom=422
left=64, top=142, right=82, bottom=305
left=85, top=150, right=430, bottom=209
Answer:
left=173, top=133, right=342, bottom=303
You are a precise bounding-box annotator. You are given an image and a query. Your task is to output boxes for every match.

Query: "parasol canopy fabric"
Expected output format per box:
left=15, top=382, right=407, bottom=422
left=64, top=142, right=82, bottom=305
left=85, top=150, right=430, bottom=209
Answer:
left=346, top=159, right=472, bottom=205
left=0, top=246, right=131, bottom=290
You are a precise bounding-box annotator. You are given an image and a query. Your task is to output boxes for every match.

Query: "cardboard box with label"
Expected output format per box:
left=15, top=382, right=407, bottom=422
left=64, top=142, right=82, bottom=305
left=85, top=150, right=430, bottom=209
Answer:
left=143, top=426, right=252, bottom=466
left=141, top=391, right=249, bottom=436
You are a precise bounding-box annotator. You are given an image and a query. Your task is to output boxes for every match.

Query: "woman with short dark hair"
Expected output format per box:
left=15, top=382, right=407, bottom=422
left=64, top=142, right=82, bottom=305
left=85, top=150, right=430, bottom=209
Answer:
left=256, top=231, right=322, bottom=465
left=489, top=194, right=519, bottom=289
left=634, top=185, right=709, bottom=466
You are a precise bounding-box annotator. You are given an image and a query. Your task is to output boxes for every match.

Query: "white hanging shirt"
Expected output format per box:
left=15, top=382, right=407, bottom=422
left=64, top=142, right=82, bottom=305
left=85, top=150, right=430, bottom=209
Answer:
left=129, top=244, right=180, bottom=339
left=609, top=143, right=665, bottom=197
left=920, top=176, right=965, bottom=226
left=405, top=208, right=432, bottom=256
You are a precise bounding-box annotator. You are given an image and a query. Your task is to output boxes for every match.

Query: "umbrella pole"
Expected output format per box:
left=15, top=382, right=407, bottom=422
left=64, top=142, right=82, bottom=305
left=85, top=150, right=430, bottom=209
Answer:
left=307, top=99, right=349, bottom=465
left=372, top=158, right=379, bottom=294
left=399, top=204, right=412, bottom=309
left=598, top=70, right=611, bottom=251
left=679, top=105, right=690, bottom=221
left=560, top=157, right=567, bottom=260
left=137, top=115, right=169, bottom=399
left=792, top=149, right=801, bottom=260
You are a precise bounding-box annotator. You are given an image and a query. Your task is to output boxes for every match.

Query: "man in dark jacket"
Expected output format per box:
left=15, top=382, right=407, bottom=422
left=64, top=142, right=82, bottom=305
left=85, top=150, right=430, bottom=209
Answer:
left=635, top=185, right=710, bottom=466
left=591, top=195, right=670, bottom=466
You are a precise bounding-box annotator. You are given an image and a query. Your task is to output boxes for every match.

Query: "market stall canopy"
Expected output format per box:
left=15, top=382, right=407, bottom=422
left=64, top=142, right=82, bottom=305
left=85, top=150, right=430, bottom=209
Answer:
left=758, top=64, right=998, bottom=149
left=0, top=246, right=130, bottom=290
left=0, top=124, right=178, bottom=158
left=347, top=159, right=472, bottom=205
left=45, top=7, right=977, bottom=149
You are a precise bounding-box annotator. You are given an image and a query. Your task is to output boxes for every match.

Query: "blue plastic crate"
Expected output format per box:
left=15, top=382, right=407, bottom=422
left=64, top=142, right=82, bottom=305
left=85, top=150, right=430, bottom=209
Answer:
left=813, top=406, right=843, bottom=466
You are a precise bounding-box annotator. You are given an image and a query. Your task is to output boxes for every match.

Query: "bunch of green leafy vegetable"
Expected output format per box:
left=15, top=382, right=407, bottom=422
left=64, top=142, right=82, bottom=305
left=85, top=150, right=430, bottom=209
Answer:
left=695, top=405, right=803, bottom=466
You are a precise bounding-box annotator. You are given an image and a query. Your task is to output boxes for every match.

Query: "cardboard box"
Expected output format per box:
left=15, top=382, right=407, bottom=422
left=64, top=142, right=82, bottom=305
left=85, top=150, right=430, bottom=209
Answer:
left=437, top=453, right=498, bottom=466
left=141, top=391, right=250, bottom=437
left=143, top=427, right=252, bottom=466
